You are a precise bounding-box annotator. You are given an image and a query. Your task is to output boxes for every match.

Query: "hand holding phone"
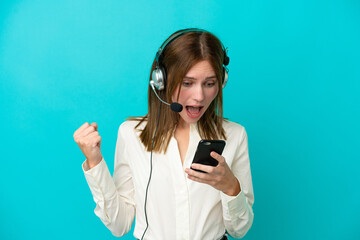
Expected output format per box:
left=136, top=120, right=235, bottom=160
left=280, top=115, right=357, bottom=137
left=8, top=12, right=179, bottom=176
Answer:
left=191, top=140, right=226, bottom=173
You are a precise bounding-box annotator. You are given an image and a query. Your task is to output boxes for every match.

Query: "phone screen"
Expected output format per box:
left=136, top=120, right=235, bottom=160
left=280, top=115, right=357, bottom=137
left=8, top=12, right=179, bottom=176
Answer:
left=191, top=140, right=226, bottom=172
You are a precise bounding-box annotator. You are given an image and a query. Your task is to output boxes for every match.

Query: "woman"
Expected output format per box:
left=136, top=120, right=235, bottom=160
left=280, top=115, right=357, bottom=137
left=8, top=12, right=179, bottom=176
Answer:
left=73, top=28, right=254, bottom=240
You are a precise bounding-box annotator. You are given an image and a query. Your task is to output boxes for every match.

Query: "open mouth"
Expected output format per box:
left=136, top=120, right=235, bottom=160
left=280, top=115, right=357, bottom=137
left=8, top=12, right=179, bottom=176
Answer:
left=186, top=106, right=203, bottom=118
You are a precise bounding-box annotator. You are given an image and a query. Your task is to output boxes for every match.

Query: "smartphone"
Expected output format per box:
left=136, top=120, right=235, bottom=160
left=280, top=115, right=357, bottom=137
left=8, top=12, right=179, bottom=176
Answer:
left=191, top=140, right=226, bottom=173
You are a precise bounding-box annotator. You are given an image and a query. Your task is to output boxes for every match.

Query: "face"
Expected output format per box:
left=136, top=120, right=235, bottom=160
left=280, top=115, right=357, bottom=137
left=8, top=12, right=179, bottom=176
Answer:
left=172, top=60, right=219, bottom=125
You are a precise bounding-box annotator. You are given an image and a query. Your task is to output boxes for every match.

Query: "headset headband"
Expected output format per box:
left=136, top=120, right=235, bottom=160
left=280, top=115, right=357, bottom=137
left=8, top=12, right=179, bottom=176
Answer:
left=155, top=28, right=229, bottom=66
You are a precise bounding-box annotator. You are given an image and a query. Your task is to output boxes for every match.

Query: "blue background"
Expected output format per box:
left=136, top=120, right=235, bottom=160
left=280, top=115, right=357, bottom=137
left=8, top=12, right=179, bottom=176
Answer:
left=1, top=0, right=359, bottom=239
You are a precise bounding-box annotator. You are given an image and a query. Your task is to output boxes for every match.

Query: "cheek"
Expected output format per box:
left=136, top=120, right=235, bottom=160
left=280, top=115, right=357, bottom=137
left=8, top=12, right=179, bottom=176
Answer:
left=208, top=87, right=219, bottom=102
left=173, top=88, right=189, bottom=103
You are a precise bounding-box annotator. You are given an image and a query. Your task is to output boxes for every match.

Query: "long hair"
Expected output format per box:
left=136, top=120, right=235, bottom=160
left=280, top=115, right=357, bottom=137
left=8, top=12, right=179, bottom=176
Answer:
left=129, top=29, right=227, bottom=153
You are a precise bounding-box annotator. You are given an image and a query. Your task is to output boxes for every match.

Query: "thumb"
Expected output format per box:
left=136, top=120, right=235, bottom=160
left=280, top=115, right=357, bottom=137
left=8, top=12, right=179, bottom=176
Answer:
left=91, top=122, right=98, bottom=131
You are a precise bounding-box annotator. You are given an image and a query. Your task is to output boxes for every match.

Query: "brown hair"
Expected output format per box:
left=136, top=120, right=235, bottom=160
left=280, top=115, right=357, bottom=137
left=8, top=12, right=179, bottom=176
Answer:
left=129, top=29, right=227, bottom=153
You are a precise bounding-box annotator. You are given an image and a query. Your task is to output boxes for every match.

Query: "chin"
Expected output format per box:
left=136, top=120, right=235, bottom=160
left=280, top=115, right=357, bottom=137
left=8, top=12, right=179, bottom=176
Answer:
left=186, top=118, right=199, bottom=124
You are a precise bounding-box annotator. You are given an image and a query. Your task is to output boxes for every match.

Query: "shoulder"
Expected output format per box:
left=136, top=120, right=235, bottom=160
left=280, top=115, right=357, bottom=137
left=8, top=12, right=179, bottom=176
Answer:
left=222, top=119, right=248, bottom=145
left=223, top=119, right=246, bottom=136
left=118, top=119, right=146, bottom=138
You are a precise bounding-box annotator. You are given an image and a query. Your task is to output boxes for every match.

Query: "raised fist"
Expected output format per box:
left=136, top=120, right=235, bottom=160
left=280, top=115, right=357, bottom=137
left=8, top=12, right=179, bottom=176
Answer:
left=73, top=122, right=103, bottom=169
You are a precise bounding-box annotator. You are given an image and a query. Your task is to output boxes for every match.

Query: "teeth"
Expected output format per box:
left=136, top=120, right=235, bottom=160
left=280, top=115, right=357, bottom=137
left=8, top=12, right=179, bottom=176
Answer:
left=187, top=106, right=201, bottom=114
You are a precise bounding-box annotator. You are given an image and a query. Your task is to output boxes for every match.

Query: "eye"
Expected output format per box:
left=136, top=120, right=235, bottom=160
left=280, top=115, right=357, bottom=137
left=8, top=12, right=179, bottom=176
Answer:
left=182, top=81, right=192, bottom=87
left=205, top=81, right=216, bottom=87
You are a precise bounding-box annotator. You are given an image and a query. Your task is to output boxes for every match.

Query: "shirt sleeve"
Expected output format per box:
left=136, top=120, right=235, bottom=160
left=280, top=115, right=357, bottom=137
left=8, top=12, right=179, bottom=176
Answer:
left=82, top=123, right=135, bottom=237
left=221, top=127, right=254, bottom=238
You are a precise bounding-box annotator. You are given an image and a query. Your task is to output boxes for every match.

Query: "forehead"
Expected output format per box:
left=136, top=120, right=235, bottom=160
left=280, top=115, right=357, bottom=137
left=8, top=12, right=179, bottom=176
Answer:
left=185, top=60, right=215, bottom=79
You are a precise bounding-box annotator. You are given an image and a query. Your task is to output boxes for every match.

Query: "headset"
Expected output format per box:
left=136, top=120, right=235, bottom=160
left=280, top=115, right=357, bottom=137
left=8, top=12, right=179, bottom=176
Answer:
left=150, top=28, right=230, bottom=92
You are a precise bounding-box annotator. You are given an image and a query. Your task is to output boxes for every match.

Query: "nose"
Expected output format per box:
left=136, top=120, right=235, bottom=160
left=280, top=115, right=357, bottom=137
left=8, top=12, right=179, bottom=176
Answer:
left=192, top=85, right=205, bottom=102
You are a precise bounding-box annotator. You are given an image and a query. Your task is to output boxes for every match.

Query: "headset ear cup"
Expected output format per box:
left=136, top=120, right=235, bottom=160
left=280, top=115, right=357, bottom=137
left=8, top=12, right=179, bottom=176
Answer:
left=159, top=65, right=167, bottom=90
left=222, top=67, right=228, bottom=88
left=151, top=66, right=166, bottom=90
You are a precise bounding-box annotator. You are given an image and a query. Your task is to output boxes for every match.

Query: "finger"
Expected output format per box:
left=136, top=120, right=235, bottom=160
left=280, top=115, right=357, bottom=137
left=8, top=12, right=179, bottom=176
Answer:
left=95, top=136, right=101, bottom=145
left=81, top=125, right=96, bottom=137
left=86, top=131, right=100, bottom=139
left=91, top=122, right=98, bottom=131
left=84, top=134, right=101, bottom=147
left=210, top=151, right=225, bottom=164
left=187, top=174, right=212, bottom=184
left=185, top=168, right=212, bottom=181
left=191, top=163, right=215, bottom=174
left=78, top=132, right=101, bottom=147
left=74, top=122, right=90, bottom=138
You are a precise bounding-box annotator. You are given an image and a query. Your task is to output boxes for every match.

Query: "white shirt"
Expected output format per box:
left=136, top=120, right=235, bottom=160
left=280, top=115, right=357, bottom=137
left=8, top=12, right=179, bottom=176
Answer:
left=82, top=120, right=254, bottom=240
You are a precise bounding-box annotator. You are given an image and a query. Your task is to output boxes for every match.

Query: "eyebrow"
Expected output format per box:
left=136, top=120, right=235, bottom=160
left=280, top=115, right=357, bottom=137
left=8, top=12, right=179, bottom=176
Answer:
left=183, top=76, right=217, bottom=80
